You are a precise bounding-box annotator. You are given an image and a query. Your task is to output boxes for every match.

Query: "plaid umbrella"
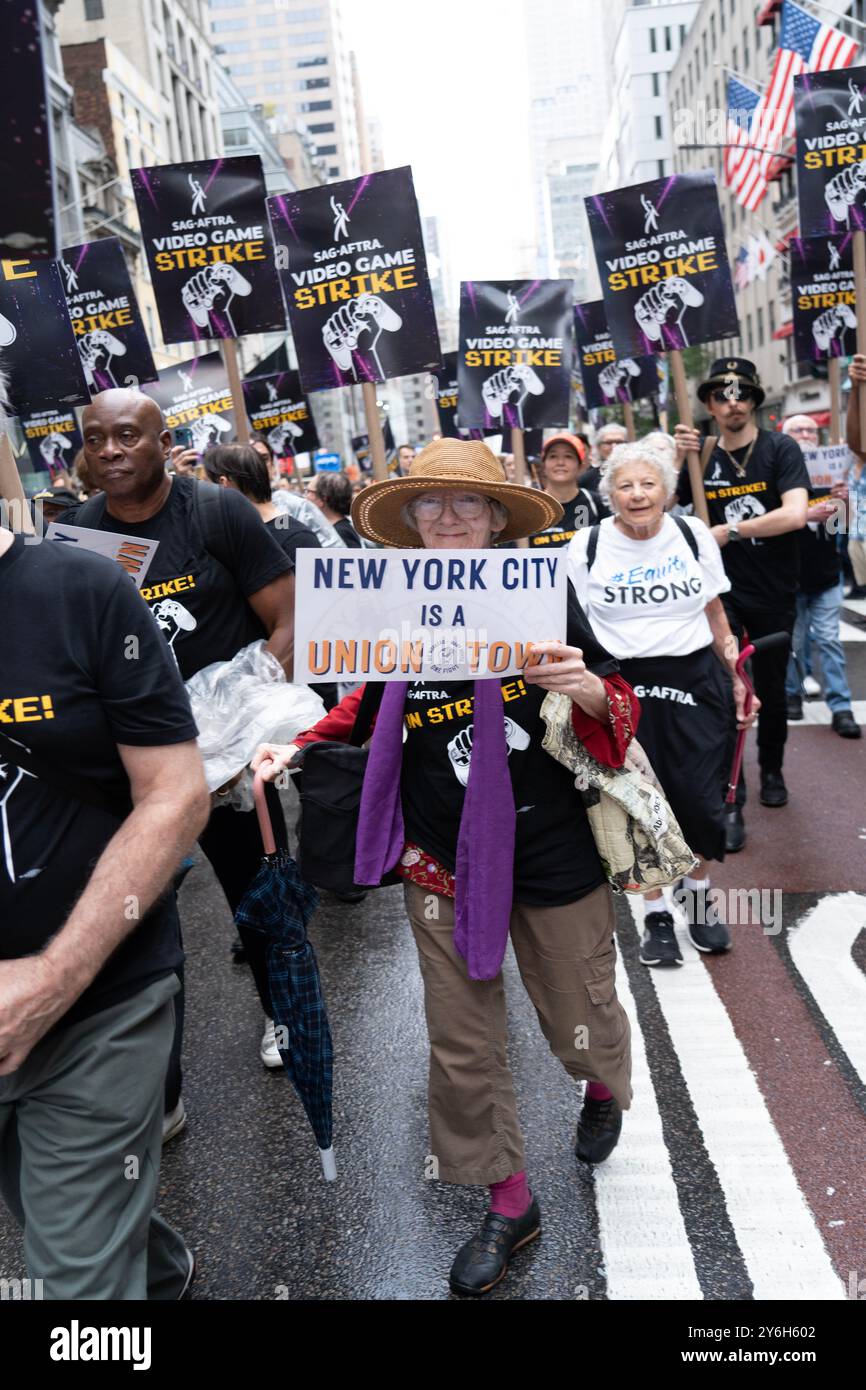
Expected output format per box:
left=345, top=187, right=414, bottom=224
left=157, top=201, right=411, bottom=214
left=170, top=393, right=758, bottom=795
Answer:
left=235, top=770, right=336, bottom=1180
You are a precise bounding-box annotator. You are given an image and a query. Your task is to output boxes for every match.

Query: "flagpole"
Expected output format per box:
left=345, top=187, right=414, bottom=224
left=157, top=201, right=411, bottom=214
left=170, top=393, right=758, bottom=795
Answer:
left=805, top=0, right=866, bottom=35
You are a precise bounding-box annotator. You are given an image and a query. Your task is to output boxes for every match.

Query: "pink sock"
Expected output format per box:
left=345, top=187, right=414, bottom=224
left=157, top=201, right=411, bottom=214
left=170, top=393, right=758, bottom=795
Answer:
left=489, top=1170, right=531, bottom=1219
left=586, top=1081, right=613, bottom=1102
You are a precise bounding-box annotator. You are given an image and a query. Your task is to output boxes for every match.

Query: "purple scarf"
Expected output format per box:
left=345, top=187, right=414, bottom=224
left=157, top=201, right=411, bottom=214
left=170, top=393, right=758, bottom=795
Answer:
left=353, top=680, right=516, bottom=980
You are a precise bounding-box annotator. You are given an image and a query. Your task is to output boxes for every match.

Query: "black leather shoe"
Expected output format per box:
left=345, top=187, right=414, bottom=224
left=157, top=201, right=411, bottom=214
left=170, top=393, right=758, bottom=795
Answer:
left=760, top=771, right=788, bottom=807
left=832, top=710, right=861, bottom=739
left=448, top=1198, right=541, bottom=1296
left=786, top=695, right=803, bottom=721
left=724, top=804, right=745, bottom=852
left=576, top=1095, right=623, bottom=1163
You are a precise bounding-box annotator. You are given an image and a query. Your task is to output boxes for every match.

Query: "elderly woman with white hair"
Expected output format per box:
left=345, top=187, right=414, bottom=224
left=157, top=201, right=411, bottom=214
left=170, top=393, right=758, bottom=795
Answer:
left=568, top=440, right=758, bottom=967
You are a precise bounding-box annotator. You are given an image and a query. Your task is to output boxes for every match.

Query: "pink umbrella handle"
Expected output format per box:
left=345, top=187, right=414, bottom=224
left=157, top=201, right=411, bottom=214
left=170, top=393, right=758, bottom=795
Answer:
left=726, top=643, right=756, bottom=804
left=253, top=764, right=278, bottom=855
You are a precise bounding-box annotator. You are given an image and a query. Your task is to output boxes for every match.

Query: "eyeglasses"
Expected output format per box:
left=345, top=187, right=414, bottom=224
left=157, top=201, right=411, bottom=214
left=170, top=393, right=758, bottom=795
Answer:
left=710, top=387, right=755, bottom=405
left=411, top=492, right=491, bottom=521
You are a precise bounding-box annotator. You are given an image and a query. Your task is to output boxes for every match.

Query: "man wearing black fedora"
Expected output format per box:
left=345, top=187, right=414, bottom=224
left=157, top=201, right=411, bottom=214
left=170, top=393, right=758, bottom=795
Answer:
left=674, top=358, right=809, bottom=851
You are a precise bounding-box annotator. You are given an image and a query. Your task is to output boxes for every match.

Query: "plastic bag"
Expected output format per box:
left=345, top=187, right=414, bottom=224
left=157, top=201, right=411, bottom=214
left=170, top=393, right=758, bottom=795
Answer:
left=270, top=490, right=342, bottom=548
left=185, top=640, right=325, bottom=793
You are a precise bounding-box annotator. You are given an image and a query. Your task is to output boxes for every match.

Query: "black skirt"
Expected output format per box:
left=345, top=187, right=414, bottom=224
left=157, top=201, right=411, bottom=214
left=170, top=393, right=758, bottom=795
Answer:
left=618, top=647, right=735, bottom=863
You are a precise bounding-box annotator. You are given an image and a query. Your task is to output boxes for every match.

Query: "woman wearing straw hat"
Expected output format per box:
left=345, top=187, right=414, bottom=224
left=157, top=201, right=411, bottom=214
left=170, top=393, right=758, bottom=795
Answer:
left=254, top=438, right=639, bottom=1297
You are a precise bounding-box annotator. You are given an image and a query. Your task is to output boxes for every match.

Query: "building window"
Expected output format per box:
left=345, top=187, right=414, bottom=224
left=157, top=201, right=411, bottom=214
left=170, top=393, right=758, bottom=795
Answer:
left=720, top=7, right=725, bottom=34
left=658, top=159, right=666, bottom=177
left=732, top=44, right=738, bottom=72
left=299, top=76, right=330, bottom=89
left=757, top=306, right=764, bottom=342
left=297, top=54, right=327, bottom=67
left=769, top=299, right=776, bottom=336
left=710, top=14, right=716, bottom=45
left=680, top=23, right=686, bottom=43
left=649, top=28, right=657, bottom=53
left=317, top=144, right=337, bottom=155
left=652, top=71, right=660, bottom=97
left=654, top=114, right=663, bottom=139
left=743, top=26, right=750, bottom=70
left=212, top=18, right=246, bottom=31
left=665, top=25, right=672, bottom=51
left=84, top=0, right=104, bottom=16
left=329, top=165, right=339, bottom=176
left=747, top=313, right=753, bottom=351
left=309, top=122, right=334, bottom=133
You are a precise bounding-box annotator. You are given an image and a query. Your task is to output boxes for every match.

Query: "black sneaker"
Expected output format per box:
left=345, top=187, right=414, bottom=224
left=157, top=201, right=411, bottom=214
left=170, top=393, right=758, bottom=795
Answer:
left=760, top=771, right=788, bottom=807
left=832, top=710, right=861, bottom=739
left=724, top=804, right=745, bottom=853
left=639, top=910, right=683, bottom=967
left=786, top=695, right=803, bottom=721
left=448, top=1198, right=541, bottom=1296
left=674, top=881, right=732, bottom=955
left=575, top=1094, right=623, bottom=1163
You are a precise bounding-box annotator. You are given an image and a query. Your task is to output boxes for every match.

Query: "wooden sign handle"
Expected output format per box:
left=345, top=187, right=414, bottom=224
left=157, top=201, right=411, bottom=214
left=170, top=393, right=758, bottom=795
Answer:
left=362, top=381, right=388, bottom=481
left=221, top=338, right=251, bottom=445
left=669, top=348, right=710, bottom=526
left=852, top=229, right=866, bottom=448
left=623, top=401, right=636, bottom=441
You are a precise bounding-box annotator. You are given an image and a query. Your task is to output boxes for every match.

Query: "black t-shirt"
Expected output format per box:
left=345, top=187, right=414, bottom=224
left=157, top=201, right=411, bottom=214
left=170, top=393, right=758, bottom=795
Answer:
left=73, top=477, right=292, bottom=679
left=399, top=586, right=618, bottom=906
left=676, top=429, right=810, bottom=610
left=528, top=489, right=608, bottom=548
left=266, top=512, right=320, bottom=564
left=0, top=536, right=198, bottom=1028
left=799, top=489, right=842, bottom=594
left=334, top=517, right=362, bottom=548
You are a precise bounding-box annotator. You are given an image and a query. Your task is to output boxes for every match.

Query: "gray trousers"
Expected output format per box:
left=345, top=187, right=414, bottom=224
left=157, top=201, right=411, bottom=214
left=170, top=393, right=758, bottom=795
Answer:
left=0, top=972, right=190, bottom=1300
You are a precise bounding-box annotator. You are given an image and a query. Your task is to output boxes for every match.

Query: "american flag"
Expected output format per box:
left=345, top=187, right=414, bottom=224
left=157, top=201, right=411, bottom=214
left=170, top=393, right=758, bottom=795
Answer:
left=726, top=75, right=766, bottom=212
left=724, top=2, right=859, bottom=211
left=760, top=1, right=859, bottom=169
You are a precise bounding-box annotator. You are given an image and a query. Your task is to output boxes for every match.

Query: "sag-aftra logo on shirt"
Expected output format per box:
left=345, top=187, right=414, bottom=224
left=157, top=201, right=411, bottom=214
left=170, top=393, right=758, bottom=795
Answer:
left=0, top=696, right=55, bottom=723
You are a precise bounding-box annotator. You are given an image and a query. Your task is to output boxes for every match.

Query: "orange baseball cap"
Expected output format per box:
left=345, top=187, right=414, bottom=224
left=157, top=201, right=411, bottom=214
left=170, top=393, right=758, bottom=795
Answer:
left=540, top=433, right=587, bottom=463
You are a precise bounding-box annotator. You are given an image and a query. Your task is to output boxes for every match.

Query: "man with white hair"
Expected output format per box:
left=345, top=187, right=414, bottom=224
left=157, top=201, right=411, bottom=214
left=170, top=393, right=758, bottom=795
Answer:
left=583, top=423, right=628, bottom=490
left=781, top=415, right=859, bottom=738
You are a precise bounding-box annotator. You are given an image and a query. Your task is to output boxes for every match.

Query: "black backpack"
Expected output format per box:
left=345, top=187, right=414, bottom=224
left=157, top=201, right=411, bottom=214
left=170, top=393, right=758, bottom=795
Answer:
left=585, top=513, right=699, bottom=569
left=70, top=479, right=233, bottom=571
left=293, top=681, right=398, bottom=894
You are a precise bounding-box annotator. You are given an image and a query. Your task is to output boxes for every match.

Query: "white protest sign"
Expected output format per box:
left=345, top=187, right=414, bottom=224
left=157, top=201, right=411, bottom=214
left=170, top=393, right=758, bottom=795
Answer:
left=294, top=548, right=567, bottom=683
left=45, top=522, right=159, bottom=587
left=801, top=443, right=853, bottom=490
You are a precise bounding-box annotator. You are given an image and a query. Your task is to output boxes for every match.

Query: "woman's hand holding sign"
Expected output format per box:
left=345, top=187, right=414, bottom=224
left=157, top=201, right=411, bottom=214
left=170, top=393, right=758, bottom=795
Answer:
left=523, top=641, right=609, bottom=721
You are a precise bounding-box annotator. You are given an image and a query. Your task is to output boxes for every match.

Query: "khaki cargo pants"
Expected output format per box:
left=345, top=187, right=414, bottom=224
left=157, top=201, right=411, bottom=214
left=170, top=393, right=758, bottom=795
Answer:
left=403, top=880, right=632, bottom=1186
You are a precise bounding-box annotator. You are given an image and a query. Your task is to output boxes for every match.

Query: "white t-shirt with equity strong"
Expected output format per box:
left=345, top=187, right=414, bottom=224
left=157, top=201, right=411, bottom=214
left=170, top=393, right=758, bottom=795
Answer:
left=568, top=514, right=731, bottom=660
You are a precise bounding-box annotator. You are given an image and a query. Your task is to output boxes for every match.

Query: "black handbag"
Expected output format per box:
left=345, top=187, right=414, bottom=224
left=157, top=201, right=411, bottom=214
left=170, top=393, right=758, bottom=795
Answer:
left=294, top=682, right=398, bottom=894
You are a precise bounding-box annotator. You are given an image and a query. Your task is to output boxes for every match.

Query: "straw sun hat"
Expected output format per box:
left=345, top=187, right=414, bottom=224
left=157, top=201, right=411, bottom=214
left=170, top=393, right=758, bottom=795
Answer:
left=350, top=437, right=563, bottom=548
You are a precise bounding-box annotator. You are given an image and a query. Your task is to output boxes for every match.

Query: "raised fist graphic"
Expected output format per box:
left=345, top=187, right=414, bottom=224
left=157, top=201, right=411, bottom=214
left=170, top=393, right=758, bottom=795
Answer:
left=77, top=329, right=127, bottom=389
left=599, top=357, right=641, bottom=402
left=446, top=716, right=530, bottom=787
left=634, top=276, right=704, bottom=347
left=824, top=162, right=866, bottom=225
left=812, top=302, right=857, bottom=353
left=267, top=420, right=304, bottom=455
left=189, top=412, right=232, bottom=452
left=181, top=263, right=252, bottom=336
left=322, top=293, right=402, bottom=380
left=481, top=363, right=545, bottom=427
left=39, top=433, right=72, bottom=467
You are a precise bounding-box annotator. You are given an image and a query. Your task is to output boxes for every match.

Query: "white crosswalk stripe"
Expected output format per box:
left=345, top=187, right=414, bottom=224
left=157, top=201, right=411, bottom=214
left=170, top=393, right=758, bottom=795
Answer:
left=623, top=898, right=846, bottom=1301
left=594, top=957, right=702, bottom=1300
left=790, top=699, right=866, bottom=725
left=788, top=893, right=866, bottom=1088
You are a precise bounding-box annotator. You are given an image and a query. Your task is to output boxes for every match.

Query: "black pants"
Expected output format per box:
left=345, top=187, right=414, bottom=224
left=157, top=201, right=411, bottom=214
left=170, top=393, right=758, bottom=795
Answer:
left=722, top=598, right=795, bottom=805
left=165, top=782, right=289, bottom=1110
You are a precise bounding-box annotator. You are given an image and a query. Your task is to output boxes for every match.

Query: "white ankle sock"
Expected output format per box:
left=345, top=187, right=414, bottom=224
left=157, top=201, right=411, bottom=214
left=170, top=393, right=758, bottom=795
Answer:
left=683, top=875, right=710, bottom=891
